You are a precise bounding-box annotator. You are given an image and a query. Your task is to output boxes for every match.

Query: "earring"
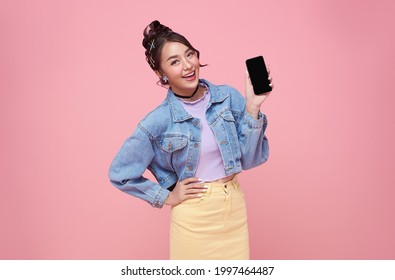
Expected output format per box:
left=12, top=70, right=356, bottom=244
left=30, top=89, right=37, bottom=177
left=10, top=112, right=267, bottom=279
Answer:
left=162, top=76, right=168, bottom=83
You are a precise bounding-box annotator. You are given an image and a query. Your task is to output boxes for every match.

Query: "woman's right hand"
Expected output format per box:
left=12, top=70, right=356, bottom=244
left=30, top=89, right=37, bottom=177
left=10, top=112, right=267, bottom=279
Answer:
left=165, top=177, right=207, bottom=207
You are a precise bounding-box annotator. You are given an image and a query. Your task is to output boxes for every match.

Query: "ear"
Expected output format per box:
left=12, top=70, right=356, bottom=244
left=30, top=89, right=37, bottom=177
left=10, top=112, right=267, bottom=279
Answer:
left=155, top=70, right=163, bottom=79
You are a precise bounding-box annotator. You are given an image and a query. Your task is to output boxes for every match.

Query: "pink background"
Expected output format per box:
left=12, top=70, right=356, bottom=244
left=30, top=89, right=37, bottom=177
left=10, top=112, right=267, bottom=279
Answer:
left=1, top=0, right=394, bottom=259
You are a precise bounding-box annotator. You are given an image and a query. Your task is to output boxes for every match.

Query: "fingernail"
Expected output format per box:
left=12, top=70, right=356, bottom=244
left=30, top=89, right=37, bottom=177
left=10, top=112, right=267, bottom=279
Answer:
left=204, top=185, right=209, bottom=189
left=197, top=194, right=202, bottom=197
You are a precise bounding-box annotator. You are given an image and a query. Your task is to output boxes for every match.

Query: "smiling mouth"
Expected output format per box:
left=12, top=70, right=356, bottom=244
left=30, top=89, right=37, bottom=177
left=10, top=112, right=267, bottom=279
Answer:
left=182, top=71, right=195, bottom=78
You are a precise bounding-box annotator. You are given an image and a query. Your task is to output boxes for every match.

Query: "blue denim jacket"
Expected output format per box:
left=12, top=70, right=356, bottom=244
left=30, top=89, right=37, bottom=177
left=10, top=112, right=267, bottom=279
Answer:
left=108, top=79, right=269, bottom=208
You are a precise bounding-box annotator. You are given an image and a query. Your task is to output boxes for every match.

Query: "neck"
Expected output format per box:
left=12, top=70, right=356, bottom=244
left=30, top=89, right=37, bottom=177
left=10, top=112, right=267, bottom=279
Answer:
left=172, top=84, right=200, bottom=99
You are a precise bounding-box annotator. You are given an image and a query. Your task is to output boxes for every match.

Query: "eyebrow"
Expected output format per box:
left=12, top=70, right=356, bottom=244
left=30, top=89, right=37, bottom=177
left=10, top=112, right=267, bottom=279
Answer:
left=166, top=48, right=193, bottom=62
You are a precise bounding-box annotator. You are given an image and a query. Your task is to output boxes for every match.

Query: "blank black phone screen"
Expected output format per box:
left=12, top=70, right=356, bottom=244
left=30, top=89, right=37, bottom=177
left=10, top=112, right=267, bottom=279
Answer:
left=246, top=56, right=272, bottom=95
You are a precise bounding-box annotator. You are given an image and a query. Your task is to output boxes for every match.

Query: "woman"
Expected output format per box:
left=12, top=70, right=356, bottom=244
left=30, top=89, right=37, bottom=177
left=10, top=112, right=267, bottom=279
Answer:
left=109, top=20, right=273, bottom=259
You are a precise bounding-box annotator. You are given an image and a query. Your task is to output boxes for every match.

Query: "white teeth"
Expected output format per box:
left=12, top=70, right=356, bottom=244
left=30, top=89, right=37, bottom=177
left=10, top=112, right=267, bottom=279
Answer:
left=184, top=71, right=194, bottom=78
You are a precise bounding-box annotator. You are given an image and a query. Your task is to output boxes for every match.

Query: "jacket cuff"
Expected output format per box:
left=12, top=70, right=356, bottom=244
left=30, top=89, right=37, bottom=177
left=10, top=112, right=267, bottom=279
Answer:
left=245, top=111, right=267, bottom=129
left=152, top=187, right=170, bottom=208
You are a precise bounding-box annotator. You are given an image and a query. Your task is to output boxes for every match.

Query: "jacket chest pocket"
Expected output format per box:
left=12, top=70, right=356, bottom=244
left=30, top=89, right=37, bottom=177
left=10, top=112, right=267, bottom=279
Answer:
left=155, top=134, right=188, bottom=169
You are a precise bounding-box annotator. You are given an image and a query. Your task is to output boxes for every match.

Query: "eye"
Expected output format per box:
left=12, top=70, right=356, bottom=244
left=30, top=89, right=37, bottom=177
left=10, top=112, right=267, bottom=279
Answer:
left=171, top=60, right=179, bottom=65
left=187, top=51, right=195, bottom=58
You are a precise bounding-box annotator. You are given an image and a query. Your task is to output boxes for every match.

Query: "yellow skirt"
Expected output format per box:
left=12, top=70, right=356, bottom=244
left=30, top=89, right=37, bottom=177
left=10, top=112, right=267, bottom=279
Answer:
left=170, top=175, right=249, bottom=260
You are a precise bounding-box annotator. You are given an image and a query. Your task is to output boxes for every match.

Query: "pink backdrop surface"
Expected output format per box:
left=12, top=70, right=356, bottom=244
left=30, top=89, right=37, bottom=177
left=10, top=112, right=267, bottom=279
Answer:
left=1, top=0, right=394, bottom=259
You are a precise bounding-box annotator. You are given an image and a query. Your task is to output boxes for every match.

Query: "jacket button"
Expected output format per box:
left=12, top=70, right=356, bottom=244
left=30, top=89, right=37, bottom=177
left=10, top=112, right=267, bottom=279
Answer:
left=193, top=120, right=198, bottom=126
left=188, top=166, right=193, bottom=171
left=194, top=143, right=198, bottom=148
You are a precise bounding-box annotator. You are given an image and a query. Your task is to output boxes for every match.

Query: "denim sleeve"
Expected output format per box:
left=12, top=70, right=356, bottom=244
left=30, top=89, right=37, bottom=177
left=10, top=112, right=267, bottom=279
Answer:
left=108, top=125, right=170, bottom=208
left=239, top=110, right=269, bottom=169
left=231, top=88, right=269, bottom=170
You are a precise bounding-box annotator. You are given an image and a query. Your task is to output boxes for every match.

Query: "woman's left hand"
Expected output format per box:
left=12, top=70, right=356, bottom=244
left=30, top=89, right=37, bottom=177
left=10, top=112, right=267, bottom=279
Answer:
left=245, top=68, right=273, bottom=119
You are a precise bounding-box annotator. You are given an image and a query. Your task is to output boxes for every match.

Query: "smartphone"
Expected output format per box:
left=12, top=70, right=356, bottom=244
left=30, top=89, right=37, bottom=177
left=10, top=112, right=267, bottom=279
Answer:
left=246, top=56, right=272, bottom=95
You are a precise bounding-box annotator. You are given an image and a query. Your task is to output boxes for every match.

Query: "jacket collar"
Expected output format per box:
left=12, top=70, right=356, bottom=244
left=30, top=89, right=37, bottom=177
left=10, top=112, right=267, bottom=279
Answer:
left=166, top=79, right=229, bottom=123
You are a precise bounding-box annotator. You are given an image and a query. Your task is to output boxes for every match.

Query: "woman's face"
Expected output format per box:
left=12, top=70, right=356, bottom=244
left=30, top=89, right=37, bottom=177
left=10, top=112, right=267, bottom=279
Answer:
left=158, top=41, right=200, bottom=95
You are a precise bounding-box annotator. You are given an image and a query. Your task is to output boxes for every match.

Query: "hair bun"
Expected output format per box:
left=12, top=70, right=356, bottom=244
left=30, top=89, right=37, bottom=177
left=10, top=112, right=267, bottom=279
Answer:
left=142, top=20, right=172, bottom=49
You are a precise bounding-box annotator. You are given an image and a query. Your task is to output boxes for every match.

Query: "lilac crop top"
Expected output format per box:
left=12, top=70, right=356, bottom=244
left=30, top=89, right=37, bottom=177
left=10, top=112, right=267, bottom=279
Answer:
left=178, top=84, right=227, bottom=181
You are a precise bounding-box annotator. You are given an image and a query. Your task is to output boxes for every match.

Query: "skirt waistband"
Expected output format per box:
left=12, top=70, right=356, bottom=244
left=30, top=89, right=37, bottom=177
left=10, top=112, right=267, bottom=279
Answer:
left=201, top=174, right=240, bottom=196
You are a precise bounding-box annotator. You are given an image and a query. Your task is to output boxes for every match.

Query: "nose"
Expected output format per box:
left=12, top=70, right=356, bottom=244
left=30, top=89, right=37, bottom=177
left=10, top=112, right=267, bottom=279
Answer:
left=183, top=59, right=192, bottom=70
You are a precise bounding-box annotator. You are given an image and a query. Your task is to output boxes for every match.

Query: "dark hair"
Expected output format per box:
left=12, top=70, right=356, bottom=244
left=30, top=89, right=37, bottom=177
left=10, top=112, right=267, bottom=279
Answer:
left=142, top=20, right=206, bottom=85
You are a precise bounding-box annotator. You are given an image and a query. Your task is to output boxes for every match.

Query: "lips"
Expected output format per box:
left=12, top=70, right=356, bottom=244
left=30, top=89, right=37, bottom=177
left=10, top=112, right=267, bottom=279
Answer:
left=182, top=71, right=196, bottom=81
